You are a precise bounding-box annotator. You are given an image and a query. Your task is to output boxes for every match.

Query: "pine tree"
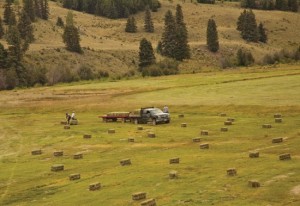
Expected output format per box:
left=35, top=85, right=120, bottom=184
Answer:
left=144, top=6, right=154, bottom=33
left=237, top=48, right=255, bottom=66
left=161, top=10, right=177, bottom=58
left=0, top=18, right=4, bottom=39
left=23, top=0, right=36, bottom=22
left=56, top=17, right=64, bottom=27
left=0, top=43, right=9, bottom=69
left=4, top=0, right=13, bottom=25
left=174, top=4, right=190, bottom=60
left=237, top=10, right=246, bottom=31
left=258, top=22, right=267, bottom=43
left=139, top=38, right=156, bottom=68
left=8, top=9, right=17, bottom=26
left=207, top=18, right=219, bottom=52
left=125, top=16, right=137, bottom=33
left=34, top=0, right=42, bottom=18
left=63, top=11, right=82, bottom=53
left=288, top=0, right=299, bottom=12
left=18, top=10, right=34, bottom=43
left=41, top=0, right=49, bottom=20
left=6, top=26, right=23, bottom=62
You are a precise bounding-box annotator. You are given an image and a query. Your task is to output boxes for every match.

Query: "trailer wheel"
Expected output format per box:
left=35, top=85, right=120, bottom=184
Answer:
left=134, top=119, right=138, bottom=124
left=152, top=119, right=157, bottom=125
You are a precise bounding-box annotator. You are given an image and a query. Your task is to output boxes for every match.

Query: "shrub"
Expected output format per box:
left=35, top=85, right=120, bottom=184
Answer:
left=142, top=58, right=179, bottom=77
left=78, top=65, right=95, bottom=80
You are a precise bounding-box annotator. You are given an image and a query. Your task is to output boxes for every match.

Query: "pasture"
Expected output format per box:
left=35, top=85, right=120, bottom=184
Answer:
left=0, top=65, right=300, bottom=205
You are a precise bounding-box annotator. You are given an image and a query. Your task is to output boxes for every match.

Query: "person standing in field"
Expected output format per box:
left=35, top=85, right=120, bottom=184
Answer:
left=163, top=105, right=169, bottom=113
left=71, top=111, right=76, bottom=120
left=66, top=113, right=71, bottom=124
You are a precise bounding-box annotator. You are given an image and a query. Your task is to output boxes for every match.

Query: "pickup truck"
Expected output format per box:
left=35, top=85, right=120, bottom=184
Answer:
left=100, top=107, right=170, bottom=125
left=129, top=107, right=170, bottom=125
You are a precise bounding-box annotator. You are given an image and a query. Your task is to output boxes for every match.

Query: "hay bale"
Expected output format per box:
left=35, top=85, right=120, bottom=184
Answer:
left=147, top=132, right=156, bottom=138
left=140, top=198, right=156, bottom=206
left=279, top=153, right=291, bottom=160
left=89, top=182, right=101, bottom=191
left=200, top=130, right=208, bottom=136
left=108, top=129, right=115, bottom=134
left=275, top=118, right=282, bottom=123
left=192, top=137, right=201, bottom=142
left=132, top=192, right=147, bottom=201
left=169, top=157, right=180, bottom=164
left=219, top=113, right=227, bottom=117
left=53, top=151, right=63, bottom=157
left=169, top=170, right=178, bottom=179
left=128, top=138, right=135, bottom=142
left=224, top=121, right=232, bottom=126
left=64, top=125, right=70, bottom=129
left=83, top=134, right=92, bottom=139
left=73, top=153, right=83, bottom=159
left=248, top=180, right=260, bottom=188
left=181, top=123, right=187, bottom=127
left=274, top=113, right=282, bottom=118
left=262, top=124, right=272, bottom=128
left=31, top=149, right=42, bottom=155
left=61, top=121, right=67, bottom=125
left=51, top=164, right=64, bottom=172
left=221, top=127, right=228, bottom=132
left=249, top=151, right=259, bottom=158
left=272, top=137, right=283, bottom=143
left=227, top=168, right=237, bottom=176
left=137, top=126, right=143, bottom=130
left=200, top=143, right=209, bottom=149
left=120, top=159, right=131, bottom=166
left=178, top=114, right=184, bottom=118
left=227, top=118, right=235, bottom=122
left=70, top=119, right=78, bottom=125
left=69, top=173, right=80, bottom=181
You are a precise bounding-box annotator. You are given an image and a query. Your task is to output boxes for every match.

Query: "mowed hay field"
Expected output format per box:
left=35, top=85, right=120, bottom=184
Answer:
left=1, top=0, right=300, bottom=74
left=1, top=65, right=300, bottom=205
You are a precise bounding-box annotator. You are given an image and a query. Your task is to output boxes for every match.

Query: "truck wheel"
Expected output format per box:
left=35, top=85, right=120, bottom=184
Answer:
left=152, top=119, right=157, bottom=125
left=134, top=119, right=138, bottom=124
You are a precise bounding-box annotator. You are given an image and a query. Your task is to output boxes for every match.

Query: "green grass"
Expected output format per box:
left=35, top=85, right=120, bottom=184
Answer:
left=1, top=66, right=300, bottom=205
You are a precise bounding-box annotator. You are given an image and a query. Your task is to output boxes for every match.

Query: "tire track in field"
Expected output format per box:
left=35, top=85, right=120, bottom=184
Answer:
left=0, top=127, right=25, bottom=203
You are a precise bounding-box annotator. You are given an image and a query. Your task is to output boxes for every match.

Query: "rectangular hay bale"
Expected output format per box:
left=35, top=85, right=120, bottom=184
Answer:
left=169, top=158, right=180, bottom=164
left=73, top=153, right=83, bottom=159
left=53, top=151, right=63, bottom=157
left=31, top=149, right=42, bottom=155
left=169, top=170, right=178, bottom=179
left=141, top=198, right=156, bottom=206
left=200, top=130, right=208, bottom=136
left=262, top=124, right=272, bottom=128
left=83, top=134, right=92, bottom=139
left=51, top=164, right=64, bottom=172
left=192, top=137, right=201, bottom=142
left=224, top=121, right=232, bottom=126
left=200, top=143, right=209, bottom=149
left=272, top=137, right=283, bottom=143
left=248, top=180, right=260, bottom=188
left=120, top=159, right=131, bottom=166
left=69, top=173, right=80, bottom=181
left=89, top=182, right=101, bottom=191
left=249, top=151, right=259, bottom=158
left=227, top=168, right=237, bottom=176
left=279, top=153, right=291, bottom=160
left=132, top=192, right=147, bottom=201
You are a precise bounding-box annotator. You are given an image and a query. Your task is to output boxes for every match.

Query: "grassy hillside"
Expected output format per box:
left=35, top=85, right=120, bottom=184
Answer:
left=0, top=0, right=300, bottom=76
left=0, top=65, right=300, bottom=205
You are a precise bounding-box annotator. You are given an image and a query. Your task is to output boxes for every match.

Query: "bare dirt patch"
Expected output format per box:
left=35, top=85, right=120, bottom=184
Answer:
left=291, top=185, right=300, bottom=196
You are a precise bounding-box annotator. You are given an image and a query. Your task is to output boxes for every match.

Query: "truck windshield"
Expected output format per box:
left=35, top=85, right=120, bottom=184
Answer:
left=150, top=108, right=163, bottom=114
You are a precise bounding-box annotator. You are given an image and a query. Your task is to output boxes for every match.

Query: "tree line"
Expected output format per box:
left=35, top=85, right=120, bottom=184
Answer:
left=61, top=0, right=161, bottom=19
left=241, top=0, right=298, bottom=12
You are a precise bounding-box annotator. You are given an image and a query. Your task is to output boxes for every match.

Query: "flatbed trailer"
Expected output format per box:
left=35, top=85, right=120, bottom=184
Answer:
left=100, top=112, right=131, bottom=122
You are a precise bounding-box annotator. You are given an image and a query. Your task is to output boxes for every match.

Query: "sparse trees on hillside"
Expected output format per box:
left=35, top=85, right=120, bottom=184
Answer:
left=63, top=12, right=82, bottom=53
left=206, top=18, right=219, bottom=52
left=237, top=10, right=261, bottom=43
left=0, top=43, right=9, bottom=69
left=6, top=26, right=23, bottom=62
left=125, top=16, right=137, bottom=33
left=4, top=0, right=13, bottom=25
left=242, top=0, right=298, bottom=11
left=236, top=48, right=255, bottom=66
left=144, top=6, right=154, bottom=33
left=161, top=10, right=177, bottom=59
left=23, top=0, right=36, bottom=22
left=139, top=38, right=156, bottom=68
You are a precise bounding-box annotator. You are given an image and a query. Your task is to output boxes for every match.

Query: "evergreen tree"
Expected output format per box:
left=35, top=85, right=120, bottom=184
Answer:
left=34, top=0, right=42, bottom=18
left=0, top=18, right=4, bottom=39
left=41, top=0, right=49, bottom=20
left=144, top=6, right=154, bottom=33
left=0, top=43, right=9, bottom=69
left=139, top=38, right=156, bottom=68
left=56, top=17, right=64, bottom=27
left=237, top=48, right=255, bottom=66
left=161, top=10, right=177, bottom=59
left=237, top=10, right=246, bottom=31
left=174, top=4, right=190, bottom=60
left=206, top=18, right=219, bottom=52
left=4, top=0, right=13, bottom=25
left=18, top=9, right=34, bottom=43
left=258, top=22, right=267, bottom=43
left=156, top=40, right=162, bottom=54
left=23, top=0, right=36, bottom=22
left=288, top=0, right=299, bottom=12
left=125, top=16, right=137, bottom=33
left=63, top=11, right=82, bottom=53
left=6, top=26, right=23, bottom=62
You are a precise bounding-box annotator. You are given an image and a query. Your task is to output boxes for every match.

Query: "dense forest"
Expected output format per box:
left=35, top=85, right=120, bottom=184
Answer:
left=61, top=0, right=161, bottom=19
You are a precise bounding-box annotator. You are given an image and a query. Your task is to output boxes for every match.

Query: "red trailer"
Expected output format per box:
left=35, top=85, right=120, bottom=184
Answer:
left=100, top=112, right=131, bottom=122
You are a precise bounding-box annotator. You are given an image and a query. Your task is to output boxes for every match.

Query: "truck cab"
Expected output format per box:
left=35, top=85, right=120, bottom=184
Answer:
left=130, top=107, right=170, bottom=125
